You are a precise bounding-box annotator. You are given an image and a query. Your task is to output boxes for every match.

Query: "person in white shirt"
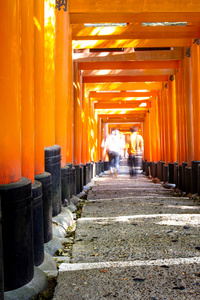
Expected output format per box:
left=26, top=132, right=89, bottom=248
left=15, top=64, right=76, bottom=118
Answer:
left=103, top=128, right=125, bottom=176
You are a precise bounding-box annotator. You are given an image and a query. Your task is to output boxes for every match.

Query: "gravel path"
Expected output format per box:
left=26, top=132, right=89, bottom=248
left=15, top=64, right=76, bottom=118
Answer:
left=53, top=173, right=200, bottom=300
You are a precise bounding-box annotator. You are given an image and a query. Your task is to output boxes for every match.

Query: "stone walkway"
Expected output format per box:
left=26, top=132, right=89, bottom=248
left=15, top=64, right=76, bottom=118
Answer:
left=53, top=171, right=200, bottom=300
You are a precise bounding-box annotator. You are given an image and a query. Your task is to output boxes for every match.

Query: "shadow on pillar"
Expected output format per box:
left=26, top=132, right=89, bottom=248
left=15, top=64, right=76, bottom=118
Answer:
left=0, top=178, right=34, bottom=291
left=45, top=145, right=61, bottom=217
left=35, top=172, right=53, bottom=244
left=0, top=196, right=4, bottom=300
left=32, top=181, right=44, bottom=267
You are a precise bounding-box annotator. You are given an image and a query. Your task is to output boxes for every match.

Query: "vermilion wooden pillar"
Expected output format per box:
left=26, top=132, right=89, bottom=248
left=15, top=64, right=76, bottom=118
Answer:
left=168, top=75, right=177, bottom=163
left=34, top=0, right=45, bottom=175
left=150, top=99, right=157, bottom=162
left=100, top=119, right=104, bottom=160
left=55, top=5, right=69, bottom=168
left=21, top=0, right=34, bottom=183
left=0, top=0, right=21, bottom=184
left=161, top=87, right=166, bottom=162
left=73, top=62, right=82, bottom=164
left=66, top=26, right=73, bottom=163
left=155, top=96, right=161, bottom=161
left=144, top=110, right=151, bottom=162
left=44, top=0, right=56, bottom=147
left=191, top=39, right=200, bottom=160
left=151, top=96, right=160, bottom=162
left=0, top=2, right=34, bottom=292
left=91, top=101, right=97, bottom=162
left=97, top=117, right=102, bottom=161
left=183, top=46, right=193, bottom=166
left=157, top=91, right=164, bottom=161
left=162, top=83, right=170, bottom=164
left=81, top=82, right=89, bottom=165
left=175, top=64, right=185, bottom=164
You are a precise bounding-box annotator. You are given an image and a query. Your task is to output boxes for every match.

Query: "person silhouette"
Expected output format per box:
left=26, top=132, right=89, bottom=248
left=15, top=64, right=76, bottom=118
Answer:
left=102, top=128, right=125, bottom=176
left=128, top=127, right=143, bottom=177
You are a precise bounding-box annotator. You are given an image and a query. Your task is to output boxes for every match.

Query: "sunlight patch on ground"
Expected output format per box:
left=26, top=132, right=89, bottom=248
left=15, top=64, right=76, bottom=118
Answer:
left=59, top=256, right=200, bottom=272
left=79, top=214, right=200, bottom=227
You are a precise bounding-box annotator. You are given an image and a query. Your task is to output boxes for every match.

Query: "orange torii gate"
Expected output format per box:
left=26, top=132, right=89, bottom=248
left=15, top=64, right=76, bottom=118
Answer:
left=1, top=0, right=200, bottom=297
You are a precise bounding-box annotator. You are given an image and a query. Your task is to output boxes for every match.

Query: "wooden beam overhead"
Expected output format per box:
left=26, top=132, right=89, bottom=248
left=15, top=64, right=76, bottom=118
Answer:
left=69, top=1, right=200, bottom=13
left=94, top=101, right=151, bottom=109
left=82, top=69, right=175, bottom=76
left=84, top=75, right=170, bottom=83
left=73, top=48, right=183, bottom=62
left=72, top=24, right=200, bottom=40
left=98, top=112, right=147, bottom=117
left=99, top=114, right=146, bottom=121
left=70, top=12, right=200, bottom=24
left=101, top=118, right=144, bottom=123
left=79, top=61, right=179, bottom=70
left=72, top=39, right=192, bottom=49
left=85, top=82, right=163, bottom=91
left=90, top=90, right=157, bottom=99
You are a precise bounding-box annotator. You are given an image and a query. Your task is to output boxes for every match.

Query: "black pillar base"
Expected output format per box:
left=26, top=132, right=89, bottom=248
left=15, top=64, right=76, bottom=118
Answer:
left=168, top=163, right=175, bottom=183
left=160, top=161, right=165, bottom=182
left=86, top=162, right=91, bottom=182
left=32, top=181, right=44, bottom=267
left=182, top=162, right=188, bottom=192
left=157, top=161, right=161, bottom=179
left=80, top=164, right=84, bottom=192
left=178, top=165, right=182, bottom=190
left=163, top=165, right=169, bottom=183
left=66, top=163, right=73, bottom=198
left=174, top=164, right=179, bottom=188
left=198, top=165, right=200, bottom=196
left=35, top=172, right=53, bottom=244
left=191, top=160, right=200, bottom=194
left=74, top=165, right=80, bottom=195
left=45, top=145, right=61, bottom=217
left=152, top=162, right=157, bottom=178
left=0, top=178, right=34, bottom=291
left=61, top=166, right=70, bottom=205
left=0, top=196, right=4, bottom=299
left=91, top=162, right=94, bottom=179
left=104, top=161, right=110, bottom=171
left=72, top=167, right=76, bottom=195
left=185, top=166, right=191, bottom=194
left=95, top=162, right=99, bottom=176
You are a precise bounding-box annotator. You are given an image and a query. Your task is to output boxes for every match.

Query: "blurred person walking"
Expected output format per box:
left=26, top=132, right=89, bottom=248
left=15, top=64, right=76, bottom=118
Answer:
left=103, top=128, right=125, bottom=176
left=128, top=127, right=143, bottom=177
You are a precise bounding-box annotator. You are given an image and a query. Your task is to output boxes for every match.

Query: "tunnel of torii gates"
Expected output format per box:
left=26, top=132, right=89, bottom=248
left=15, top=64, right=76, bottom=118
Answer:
left=1, top=0, right=200, bottom=295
